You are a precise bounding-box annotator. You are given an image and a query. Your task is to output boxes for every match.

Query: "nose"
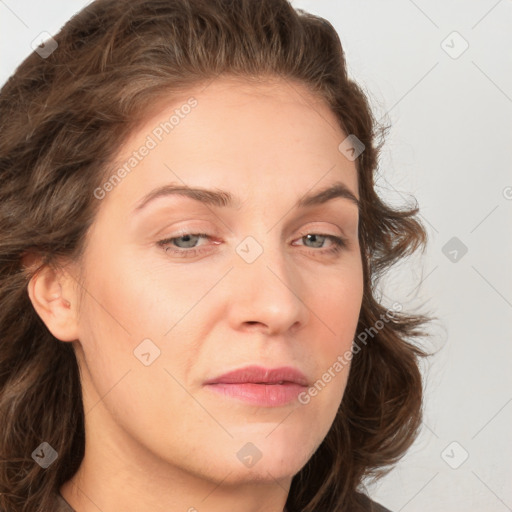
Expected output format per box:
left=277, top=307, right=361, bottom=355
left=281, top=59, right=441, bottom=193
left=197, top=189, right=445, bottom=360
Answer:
left=225, top=240, right=310, bottom=336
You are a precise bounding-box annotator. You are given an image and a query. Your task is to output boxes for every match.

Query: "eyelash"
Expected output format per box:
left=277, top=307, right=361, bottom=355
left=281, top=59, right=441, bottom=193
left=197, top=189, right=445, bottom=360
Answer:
left=156, top=232, right=348, bottom=258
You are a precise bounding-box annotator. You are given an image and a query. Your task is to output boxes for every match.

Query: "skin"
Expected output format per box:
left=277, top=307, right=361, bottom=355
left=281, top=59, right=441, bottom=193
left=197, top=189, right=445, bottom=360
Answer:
left=27, top=76, right=363, bottom=512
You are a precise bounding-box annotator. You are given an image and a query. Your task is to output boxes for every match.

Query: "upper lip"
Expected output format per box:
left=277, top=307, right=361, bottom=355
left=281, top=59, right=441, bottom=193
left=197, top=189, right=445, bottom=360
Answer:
left=204, top=365, right=309, bottom=386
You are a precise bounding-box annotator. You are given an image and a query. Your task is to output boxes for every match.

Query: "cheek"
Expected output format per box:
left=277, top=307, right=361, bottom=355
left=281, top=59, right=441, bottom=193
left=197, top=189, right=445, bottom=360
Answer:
left=74, top=258, right=197, bottom=436
left=75, top=247, right=205, bottom=400
left=305, top=260, right=363, bottom=396
left=79, top=247, right=176, bottom=338
left=311, top=260, right=363, bottom=339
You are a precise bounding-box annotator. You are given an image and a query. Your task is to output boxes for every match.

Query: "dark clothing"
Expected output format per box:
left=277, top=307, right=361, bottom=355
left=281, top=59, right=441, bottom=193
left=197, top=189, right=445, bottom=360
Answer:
left=358, top=492, right=393, bottom=511
left=55, top=491, right=393, bottom=511
left=55, top=493, right=76, bottom=512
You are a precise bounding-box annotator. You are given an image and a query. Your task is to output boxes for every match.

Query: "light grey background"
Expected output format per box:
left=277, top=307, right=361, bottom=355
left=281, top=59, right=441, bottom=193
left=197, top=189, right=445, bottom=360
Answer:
left=1, top=1, right=511, bottom=510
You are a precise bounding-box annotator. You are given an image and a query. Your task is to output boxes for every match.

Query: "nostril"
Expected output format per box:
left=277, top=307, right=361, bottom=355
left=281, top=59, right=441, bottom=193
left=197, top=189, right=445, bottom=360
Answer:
left=244, top=321, right=265, bottom=330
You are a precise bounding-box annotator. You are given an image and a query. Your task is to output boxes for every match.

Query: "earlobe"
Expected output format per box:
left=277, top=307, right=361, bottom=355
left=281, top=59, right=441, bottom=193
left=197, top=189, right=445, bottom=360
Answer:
left=26, top=264, right=79, bottom=342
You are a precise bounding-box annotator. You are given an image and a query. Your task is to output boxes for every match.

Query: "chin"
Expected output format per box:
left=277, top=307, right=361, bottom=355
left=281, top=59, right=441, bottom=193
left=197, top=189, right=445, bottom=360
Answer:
left=222, top=457, right=307, bottom=486
left=224, top=435, right=316, bottom=483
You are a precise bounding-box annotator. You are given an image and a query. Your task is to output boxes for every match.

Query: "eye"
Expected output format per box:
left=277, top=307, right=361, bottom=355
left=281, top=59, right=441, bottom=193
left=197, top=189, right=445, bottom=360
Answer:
left=293, top=233, right=348, bottom=255
left=157, top=232, right=213, bottom=258
left=157, top=231, right=348, bottom=259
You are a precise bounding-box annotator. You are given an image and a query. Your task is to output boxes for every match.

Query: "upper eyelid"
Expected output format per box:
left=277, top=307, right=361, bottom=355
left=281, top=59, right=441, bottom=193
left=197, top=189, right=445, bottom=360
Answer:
left=160, top=229, right=349, bottom=244
left=138, top=201, right=358, bottom=232
left=160, top=218, right=353, bottom=237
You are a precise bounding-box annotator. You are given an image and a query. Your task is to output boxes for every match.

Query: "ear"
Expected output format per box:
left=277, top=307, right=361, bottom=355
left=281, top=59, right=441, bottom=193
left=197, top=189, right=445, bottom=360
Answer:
left=24, top=255, right=80, bottom=342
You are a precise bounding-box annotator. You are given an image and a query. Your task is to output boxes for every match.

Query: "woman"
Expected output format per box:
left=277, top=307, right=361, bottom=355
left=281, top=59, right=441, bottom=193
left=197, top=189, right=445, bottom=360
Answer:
left=0, top=0, right=431, bottom=511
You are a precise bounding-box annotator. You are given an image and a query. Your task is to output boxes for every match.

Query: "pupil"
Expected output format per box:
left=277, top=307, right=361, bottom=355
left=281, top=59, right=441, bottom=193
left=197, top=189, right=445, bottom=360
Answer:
left=306, top=234, right=322, bottom=248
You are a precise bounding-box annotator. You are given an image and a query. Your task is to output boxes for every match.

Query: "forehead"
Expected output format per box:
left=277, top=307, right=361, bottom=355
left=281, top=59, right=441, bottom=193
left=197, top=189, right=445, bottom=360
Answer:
left=122, top=75, right=348, bottom=157
left=99, top=76, right=358, bottom=216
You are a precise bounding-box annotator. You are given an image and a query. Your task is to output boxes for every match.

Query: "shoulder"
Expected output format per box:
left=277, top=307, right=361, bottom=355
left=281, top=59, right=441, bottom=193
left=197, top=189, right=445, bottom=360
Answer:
left=52, top=489, right=392, bottom=512
left=356, top=492, right=394, bottom=512
left=53, top=491, right=76, bottom=512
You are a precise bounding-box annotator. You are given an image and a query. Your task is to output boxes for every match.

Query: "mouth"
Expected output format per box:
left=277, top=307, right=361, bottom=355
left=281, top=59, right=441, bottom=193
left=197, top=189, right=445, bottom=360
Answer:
left=203, top=365, right=309, bottom=407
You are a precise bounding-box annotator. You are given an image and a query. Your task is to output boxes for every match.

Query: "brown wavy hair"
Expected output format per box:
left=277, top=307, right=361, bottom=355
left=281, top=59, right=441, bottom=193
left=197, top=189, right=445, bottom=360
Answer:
left=0, top=0, right=432, bottom=510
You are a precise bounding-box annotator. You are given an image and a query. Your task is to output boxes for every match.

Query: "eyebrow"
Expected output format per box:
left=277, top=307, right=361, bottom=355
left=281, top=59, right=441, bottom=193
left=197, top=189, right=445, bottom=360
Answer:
left=132, top=181, right=360, bottom=214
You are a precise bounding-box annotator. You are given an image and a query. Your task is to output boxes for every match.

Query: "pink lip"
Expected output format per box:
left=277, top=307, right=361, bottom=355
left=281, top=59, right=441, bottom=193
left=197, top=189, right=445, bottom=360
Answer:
left=203, top=365, right=309, bottom=407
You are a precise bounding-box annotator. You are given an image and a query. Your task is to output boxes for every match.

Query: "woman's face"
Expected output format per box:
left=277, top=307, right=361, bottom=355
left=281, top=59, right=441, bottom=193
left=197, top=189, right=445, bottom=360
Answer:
left=67, top=77, right=363, bottom=487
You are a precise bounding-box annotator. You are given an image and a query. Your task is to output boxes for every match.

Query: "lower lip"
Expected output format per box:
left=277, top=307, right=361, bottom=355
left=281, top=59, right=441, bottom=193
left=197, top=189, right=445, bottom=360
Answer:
left=204, top=382, right=306, bottom=406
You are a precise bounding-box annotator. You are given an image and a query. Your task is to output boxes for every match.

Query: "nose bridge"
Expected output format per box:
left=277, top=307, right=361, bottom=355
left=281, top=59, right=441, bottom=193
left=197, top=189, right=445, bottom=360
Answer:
left=227, top=229, right=309, bottom=334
